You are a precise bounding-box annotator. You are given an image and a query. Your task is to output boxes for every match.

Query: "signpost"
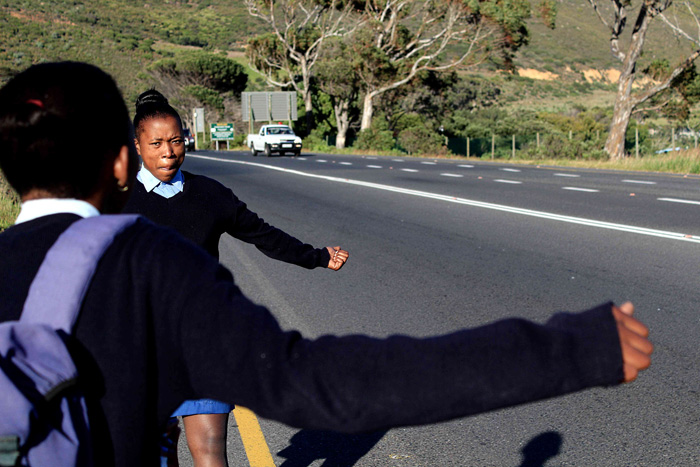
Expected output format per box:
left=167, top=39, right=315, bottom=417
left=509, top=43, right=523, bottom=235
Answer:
left=210, top=123, right=234, bottom=150
left=193, top=108, right=205, bottom=150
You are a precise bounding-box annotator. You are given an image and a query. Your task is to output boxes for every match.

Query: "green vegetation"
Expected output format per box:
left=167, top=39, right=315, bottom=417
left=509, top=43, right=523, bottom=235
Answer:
left=0, top=1, right=265, bottom=99
left=0, top=171, right=19, bottom=231
left=2, top=0, right=700, bottom=168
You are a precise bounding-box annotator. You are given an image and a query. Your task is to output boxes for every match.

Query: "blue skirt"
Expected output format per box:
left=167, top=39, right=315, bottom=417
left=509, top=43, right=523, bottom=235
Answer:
left=171, top=399, right=233, bottom=417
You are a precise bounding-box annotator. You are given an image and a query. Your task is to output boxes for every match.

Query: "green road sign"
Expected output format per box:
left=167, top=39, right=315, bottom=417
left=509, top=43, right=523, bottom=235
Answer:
left=211, top=123, right=234, bottom=140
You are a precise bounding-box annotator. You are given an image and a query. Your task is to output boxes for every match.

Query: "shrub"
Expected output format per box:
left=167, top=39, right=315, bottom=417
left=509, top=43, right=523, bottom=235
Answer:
left=183, top=85, right=224, bottom=111
left=0, top=170, right=20, bottom=232
left=231, top=134, right=246, bottom=147
left=303, top=129, right=333, bottom=152
left=398, top=126, right=446, bottom=155
left=518, top=134, right=608, bottom=160
left=354, top=128, right=396, bottom=151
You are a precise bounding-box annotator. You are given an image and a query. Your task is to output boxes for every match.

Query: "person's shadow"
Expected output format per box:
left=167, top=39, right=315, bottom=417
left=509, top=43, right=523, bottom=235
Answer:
left=274, top=429, right=560, bottom=466
left=276, top=429, right=387, bottom=467
left=518, top=431, right=563, bottom=467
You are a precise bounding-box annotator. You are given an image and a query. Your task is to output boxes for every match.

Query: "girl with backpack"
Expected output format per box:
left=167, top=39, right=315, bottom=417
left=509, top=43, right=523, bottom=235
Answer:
left=0, top=61, right=652, bottom=467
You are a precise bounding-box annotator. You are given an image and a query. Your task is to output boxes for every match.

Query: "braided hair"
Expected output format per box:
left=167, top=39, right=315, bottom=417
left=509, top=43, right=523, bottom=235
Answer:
left=133, top=89, right=183, bottom=139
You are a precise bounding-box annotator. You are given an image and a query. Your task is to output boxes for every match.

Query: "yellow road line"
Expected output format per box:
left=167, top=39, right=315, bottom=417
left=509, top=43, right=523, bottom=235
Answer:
left=232, top=406, right=276, bottom=467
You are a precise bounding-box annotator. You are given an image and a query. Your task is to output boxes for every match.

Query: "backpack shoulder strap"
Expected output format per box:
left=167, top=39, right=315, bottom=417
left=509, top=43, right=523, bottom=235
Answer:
left=20, top=214, right=140, bottom=332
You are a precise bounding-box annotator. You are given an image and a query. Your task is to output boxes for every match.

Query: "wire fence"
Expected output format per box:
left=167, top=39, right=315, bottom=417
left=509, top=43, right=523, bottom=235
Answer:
left=444, top=128, right=700, bottom=159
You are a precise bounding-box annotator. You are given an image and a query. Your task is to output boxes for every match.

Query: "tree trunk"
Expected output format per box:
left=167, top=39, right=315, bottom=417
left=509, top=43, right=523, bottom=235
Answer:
left=301, top=58, right=313, bottom=132
left=604, top=59, right=638, bottom=159
left=603, top=4, right=652, bottom=160
left=304, top=89, right=313, bottom=132
left=334, top=100, right=350, bottom=149
left=604, top=100, right=633, bottom=160
left=360, top=93, right=374, bottom=131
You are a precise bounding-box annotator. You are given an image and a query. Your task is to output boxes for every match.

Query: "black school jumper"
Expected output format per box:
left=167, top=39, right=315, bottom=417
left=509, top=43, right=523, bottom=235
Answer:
left=0, top=214, right=623, bottom=466
left=123, top=170, right=330, bottom=264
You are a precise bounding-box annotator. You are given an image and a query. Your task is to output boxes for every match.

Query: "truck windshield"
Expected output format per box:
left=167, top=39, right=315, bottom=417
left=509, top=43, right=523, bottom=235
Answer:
left=267, top=128, right=293, bottom=135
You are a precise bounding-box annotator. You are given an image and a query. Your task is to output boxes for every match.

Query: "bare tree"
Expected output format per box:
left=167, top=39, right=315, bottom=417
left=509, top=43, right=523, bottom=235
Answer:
left=588, top=0, right=700, bottom=159
left=245, top=0, right=361, bottom=130
left=354, top=0, right=514, bottom=131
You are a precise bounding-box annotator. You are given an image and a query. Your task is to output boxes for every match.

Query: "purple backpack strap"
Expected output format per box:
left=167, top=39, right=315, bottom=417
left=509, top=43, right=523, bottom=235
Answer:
left=20, top=214, right=140, bottom=332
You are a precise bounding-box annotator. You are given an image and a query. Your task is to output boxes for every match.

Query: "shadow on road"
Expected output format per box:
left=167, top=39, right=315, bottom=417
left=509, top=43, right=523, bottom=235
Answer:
left=276, top=429, right=387, bottom=467
left=518, top=431, right=563, bottom=467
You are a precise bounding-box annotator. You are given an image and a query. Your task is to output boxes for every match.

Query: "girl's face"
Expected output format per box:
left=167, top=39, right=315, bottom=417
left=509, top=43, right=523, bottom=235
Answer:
left=135, top=115, right=185, bottom=183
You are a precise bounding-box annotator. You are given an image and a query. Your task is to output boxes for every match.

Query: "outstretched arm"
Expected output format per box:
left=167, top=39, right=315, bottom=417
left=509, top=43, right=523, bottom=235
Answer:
left=224, top=191, right=332, bottom=269
left=177, top=277, right=652, bottom=434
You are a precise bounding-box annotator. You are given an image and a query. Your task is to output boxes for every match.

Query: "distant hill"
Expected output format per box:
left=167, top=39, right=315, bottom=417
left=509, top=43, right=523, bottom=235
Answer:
left=516, top=0, right=698, bottom=83
left=0, top=1, right=265, bottom=101
left=1, top=0, right=697, bottom=110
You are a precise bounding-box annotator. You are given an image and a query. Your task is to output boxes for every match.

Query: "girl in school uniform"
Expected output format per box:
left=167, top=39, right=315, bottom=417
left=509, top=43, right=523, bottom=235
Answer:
left=123, top=90, right=349, bottom=467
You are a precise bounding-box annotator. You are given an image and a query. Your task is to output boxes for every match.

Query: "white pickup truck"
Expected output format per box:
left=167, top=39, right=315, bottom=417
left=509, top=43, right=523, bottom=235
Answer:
left=247, top=124, right=303, bottom=157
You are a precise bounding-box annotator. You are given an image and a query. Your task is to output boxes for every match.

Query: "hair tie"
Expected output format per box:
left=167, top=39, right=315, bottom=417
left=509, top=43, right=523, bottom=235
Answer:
left=26, top=99, right=44, bottom=109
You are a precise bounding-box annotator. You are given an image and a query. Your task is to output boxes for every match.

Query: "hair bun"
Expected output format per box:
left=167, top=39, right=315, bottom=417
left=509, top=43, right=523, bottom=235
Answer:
left=135, top=89, right=168, bottom=110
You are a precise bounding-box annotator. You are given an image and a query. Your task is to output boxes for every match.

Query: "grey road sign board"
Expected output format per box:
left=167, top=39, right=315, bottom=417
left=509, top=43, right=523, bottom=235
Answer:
left=242, top=92, right=297, bottom=122
left=194, top=108, right=205, bottom=132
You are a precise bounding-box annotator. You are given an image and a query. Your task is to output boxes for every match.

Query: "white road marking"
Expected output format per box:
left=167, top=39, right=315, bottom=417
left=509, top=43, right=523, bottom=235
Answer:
left=622, top=179, right=657, bottom=185
left=457, top=164, right=474, bottom=168
left=316, top=159, right=327, bottom=162
left=392, top=159, right=406, bottom=162
left=500, top=168, right=521, bottom=172
left=440, top=173, right=463, bottom=178
left=401, top=168, right=419, bottom=173
left=494, top=179, right=522, bottom=184
left=367, top=165, right=383, bottom=168
left=563, top=187, right=599, bottom=192
left=421, top=161, right=437, bottom=165
left=658, top=197, right=700, bottom=206
left=189, top=155, right=700, bottom=243
left=339, top=162, right=352, bottom=165
left=554, top=173, right=580, bottom=178
left=365, top=156, right=377, bottom=159
left=297, top=157, right=307, bottom=161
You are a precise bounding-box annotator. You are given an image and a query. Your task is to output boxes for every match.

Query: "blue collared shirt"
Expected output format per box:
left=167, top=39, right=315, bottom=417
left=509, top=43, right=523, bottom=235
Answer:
left=137, top=166, right=184, bottom=199
left=15, top=198, right=100, bottom=224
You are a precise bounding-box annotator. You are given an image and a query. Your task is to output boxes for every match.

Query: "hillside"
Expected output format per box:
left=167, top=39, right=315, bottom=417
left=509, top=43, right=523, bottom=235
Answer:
left=0, top=0, right=266, bottom=102
left=516, top=0, right=699, bottom=82
left=1, top=0, right=698, bottom=111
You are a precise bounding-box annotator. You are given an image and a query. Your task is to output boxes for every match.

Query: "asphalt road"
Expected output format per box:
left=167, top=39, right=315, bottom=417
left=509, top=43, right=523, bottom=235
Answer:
left=175, top=150, right=699, bottom=466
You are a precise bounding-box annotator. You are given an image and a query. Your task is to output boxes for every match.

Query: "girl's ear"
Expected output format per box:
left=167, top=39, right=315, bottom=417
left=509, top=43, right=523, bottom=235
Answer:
left=133, top=138, right=141, bottom=156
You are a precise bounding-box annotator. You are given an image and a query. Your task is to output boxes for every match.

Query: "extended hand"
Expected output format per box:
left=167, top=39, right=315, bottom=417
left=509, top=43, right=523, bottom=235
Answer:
left=613, top=302, right=653, bottom=383
left=326, top=246, right=349, bottom=271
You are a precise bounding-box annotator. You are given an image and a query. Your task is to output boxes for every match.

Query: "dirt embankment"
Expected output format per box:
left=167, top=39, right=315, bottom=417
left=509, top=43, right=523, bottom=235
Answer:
left=9, top=10, right=76, bottom=26
left=518, top=67, right=656, bottom=88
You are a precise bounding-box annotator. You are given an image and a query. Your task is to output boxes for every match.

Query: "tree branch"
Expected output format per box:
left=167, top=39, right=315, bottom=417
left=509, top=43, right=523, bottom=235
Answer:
left=587, top=0, right=612, bottom=30
left=634, top=48, right=700, bottom=106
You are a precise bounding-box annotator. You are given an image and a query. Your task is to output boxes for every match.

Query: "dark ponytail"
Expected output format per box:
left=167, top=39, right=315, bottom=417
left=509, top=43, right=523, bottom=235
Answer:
left=0, top=61, right=131, bottom=198
left=133, top=89, right=182, bottom=138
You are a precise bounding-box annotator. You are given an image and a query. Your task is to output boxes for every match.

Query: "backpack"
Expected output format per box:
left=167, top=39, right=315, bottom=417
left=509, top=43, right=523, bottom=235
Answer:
left=0, top=214, right=139, bottom=466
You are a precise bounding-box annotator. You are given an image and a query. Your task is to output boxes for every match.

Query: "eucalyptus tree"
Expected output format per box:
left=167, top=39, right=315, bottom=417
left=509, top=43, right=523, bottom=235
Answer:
left=245, top=0, right=362, bottom=130
left=352, top=0, right=533, bottom=131
left=315, top=38, right=361, bottom=148
left=587, top=0, right=700, bottom=159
